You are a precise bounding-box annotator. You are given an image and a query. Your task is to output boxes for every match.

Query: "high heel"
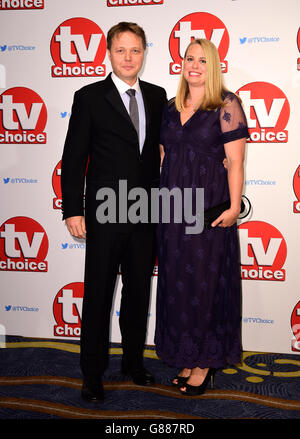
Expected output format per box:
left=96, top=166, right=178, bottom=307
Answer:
left=180, top=368, right=215, bottom=396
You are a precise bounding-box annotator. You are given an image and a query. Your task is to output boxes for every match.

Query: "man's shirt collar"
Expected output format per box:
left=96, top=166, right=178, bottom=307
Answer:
left=111, top=72, right=141, bottom=95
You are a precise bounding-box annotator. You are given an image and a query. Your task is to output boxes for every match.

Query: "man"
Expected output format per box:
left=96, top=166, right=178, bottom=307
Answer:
left=61, top=22, right=167, bottom=402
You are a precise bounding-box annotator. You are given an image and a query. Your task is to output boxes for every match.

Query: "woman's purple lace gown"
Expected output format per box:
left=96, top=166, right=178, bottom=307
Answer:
left=155, top=92, right=249, bottom=369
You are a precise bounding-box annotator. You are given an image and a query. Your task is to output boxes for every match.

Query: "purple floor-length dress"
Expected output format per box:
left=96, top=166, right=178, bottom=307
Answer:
left=155, top=92, right=249, bottom=369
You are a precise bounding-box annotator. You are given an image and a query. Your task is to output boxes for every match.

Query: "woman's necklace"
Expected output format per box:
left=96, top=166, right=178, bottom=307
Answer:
left=186, top=97, right=199, bottom=116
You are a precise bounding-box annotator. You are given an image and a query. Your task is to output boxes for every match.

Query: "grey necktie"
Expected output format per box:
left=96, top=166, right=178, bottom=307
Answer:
left=126, top=89, right=139, bottom=137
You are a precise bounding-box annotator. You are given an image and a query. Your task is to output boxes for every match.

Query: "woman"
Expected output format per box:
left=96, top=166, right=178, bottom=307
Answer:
left=154, top=39, right=249, bottom=396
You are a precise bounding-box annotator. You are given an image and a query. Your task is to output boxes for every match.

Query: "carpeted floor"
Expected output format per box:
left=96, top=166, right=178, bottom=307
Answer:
left=0, top=336, right=300, bottom=421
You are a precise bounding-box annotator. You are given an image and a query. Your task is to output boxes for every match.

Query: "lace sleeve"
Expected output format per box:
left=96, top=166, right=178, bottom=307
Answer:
left=220, top=92, right=249, bottom=144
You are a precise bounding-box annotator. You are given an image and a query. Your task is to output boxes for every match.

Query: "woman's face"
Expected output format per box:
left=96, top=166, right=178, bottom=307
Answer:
left=183, top=43, right=207, bottom=88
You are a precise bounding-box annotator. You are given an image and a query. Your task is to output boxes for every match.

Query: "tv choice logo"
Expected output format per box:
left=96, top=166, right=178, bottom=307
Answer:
left=0, top=0, right=44, bottom=9
left=291, top=300, right=300, bottom=352
left=52, top=160, right=62, bottom=209
left=169, top=12, right=229, bottom=75
left=236, top=82, right=290, bottom=143
left=297, top=27, right=300, bottom=71
left=51, top=18, right=106, bottom=78
left=293, top=165, right=300, bottom=213
left=107, top=0, right=163, bottom=5
left=0, top=216, right=48, bottom=272
left=239, top=221, right=287, bottom=281
left=52, top=159, right=88, bottom=210
left=53, top=282, right=83, bottom=338
left=0, top=87, right=47, bottom=144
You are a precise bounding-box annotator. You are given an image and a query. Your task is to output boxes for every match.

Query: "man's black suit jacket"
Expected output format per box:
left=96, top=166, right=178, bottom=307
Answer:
left=61, top=73, right=167, bottom=225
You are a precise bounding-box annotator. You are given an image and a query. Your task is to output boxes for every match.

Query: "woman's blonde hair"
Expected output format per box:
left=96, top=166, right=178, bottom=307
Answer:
left=175, top=38, right=228, bottom=112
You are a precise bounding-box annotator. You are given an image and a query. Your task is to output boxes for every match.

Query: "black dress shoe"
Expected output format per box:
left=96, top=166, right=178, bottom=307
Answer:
left=81, top=377, right=104, bottom=402
left=121, top=365, right=155, bottom=386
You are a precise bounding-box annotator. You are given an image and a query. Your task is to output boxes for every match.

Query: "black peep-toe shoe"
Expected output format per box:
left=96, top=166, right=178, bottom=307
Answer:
left=180, top=368, right=215, bottom=396
left=172, top=375, right=189, bottom=388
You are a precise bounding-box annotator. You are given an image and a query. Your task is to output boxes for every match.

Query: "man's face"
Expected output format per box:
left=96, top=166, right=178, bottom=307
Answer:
left=108, top=31, right=145, bottom=86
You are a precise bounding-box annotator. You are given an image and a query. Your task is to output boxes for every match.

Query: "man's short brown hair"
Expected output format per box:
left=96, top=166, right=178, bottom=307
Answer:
left=107, top=22, right=147, bottom=50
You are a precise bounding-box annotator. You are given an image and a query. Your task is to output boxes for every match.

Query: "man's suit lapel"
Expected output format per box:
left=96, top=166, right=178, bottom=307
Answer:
left=139, top=81, right=152, bottom=150
left=104, top=74, right=133, bottom=126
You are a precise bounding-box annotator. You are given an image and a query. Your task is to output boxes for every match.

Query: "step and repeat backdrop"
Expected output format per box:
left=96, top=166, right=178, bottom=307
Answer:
left=0, top=0, right=299, bottom=355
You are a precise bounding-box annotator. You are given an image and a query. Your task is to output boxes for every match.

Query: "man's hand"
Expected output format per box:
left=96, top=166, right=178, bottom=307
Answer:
left=65, top=216, right=86, bottom=239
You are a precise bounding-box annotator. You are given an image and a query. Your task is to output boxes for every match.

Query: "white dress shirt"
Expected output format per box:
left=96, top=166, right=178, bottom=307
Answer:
left=111, top=72, right=146, bottom=152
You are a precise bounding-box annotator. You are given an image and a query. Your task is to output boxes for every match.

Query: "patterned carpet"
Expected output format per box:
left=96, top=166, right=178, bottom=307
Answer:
left=0, top=336, right=300, bottom=421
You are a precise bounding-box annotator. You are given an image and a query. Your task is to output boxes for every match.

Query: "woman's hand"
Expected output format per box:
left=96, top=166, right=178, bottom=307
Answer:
left=159, top=144, right=165, bottom=167
left=214, top=136, right=246, bottom=228
left=211, top=207, right=240, bottom=228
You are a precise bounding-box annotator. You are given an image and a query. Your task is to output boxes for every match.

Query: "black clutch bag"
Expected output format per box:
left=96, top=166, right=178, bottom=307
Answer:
left=204, top=199, right=245, bottom=229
